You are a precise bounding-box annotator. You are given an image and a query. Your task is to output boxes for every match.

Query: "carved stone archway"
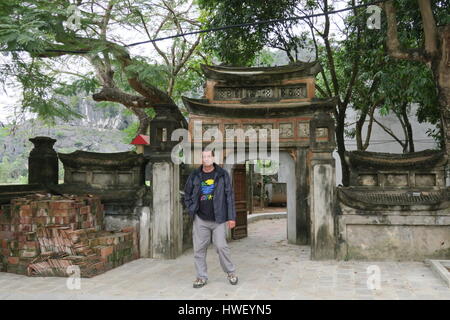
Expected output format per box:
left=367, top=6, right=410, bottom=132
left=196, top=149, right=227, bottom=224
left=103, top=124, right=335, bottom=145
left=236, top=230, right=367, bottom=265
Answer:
left=181, top=63, right=337, bottom=259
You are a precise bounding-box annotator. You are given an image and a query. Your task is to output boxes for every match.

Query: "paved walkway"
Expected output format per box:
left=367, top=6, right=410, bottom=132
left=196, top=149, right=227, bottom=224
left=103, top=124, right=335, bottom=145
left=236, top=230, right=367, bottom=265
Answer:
left=0, top=218, right=449, bottom=300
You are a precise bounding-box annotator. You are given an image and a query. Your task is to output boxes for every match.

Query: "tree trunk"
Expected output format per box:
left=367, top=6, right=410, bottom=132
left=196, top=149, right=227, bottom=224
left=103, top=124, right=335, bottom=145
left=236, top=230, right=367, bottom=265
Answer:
left=167, top=76, right=175, bottom=97
left=355, top=103, right=376, bottom=151
left=400, top=103, right=415, bottom=152
left=434, top=26, right=450, bottom=159
left=383, top=1, right=449, bottom=158
left=336, top=111, right=350, bottom=186
left=131, top=108, right=151, bottom=135
left=355, top=109, right=367, bottom=151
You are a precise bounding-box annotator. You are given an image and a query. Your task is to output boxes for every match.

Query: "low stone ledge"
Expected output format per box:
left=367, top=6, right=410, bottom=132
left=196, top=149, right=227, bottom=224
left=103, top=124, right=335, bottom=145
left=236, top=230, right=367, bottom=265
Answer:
left=248, top=212, right=287, bottom=224
left=425, top=259, right=450, bottom=288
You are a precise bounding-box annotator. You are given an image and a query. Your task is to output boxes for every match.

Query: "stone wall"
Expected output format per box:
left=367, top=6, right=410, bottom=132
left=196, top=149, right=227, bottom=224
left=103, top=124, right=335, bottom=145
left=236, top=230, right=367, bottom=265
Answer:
left=56, top=149, right=151, bottom=259
left=337, top=150, right=450, bottom=261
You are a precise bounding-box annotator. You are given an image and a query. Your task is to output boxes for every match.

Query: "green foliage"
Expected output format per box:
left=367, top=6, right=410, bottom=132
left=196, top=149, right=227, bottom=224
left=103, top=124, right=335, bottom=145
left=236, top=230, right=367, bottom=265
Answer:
left=380, top=60, right=439, bottom=123
left=171, top=51, right=210, bottom=103
left=198, top=0, right=302, bottom=65
left=55, top=131, right=65, bottom=139
left=392, top=0, right=450, bottom=50
left=121, top=121, right=140, bottom=144
left=0, top=155, right=28, bottom=184
left=0, top=54, right=85, bottom=124
left=254, top=49, right=277, bottom=67
left=0, top=126, right=10, bottom=138
left=347, top=0, right=442, bottom=142
left=122, top=53, right=206, bottom=106
left=199, top=0, right=448, bottom=150
left=54, top=74, right=100, bottom=97
left=0, top=0, right=203, bottom=127
left=0, top=1, right=54, bottom=54
left=123, top=58, right=169, bottom=93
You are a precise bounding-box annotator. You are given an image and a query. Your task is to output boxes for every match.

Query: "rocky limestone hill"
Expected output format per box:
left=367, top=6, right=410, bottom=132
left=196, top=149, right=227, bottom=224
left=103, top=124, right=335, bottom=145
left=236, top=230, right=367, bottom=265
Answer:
left=0, top=97, right=138, bottom=183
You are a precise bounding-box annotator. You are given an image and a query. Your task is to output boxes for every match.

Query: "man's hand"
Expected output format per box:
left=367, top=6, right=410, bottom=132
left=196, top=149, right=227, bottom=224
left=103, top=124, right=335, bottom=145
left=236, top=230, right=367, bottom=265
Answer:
left=227, top=220, right=236, bottom=229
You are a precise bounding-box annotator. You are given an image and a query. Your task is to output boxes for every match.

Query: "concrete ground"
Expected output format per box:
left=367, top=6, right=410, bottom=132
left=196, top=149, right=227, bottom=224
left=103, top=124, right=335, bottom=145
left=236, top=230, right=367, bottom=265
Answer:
left=0, top=218, right=449, bottom=300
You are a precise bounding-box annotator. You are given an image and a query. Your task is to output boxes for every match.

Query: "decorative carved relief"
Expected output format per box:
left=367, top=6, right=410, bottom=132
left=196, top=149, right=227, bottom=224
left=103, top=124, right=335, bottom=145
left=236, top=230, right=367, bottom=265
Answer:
left=298, top=122, right=310, bottom=138
left=243, top=123, right=273, bottom=139
left=315, top=127, right=329, bottom=139
left=243, top=123, right=272, bottom=130
left=202, top=124, right=220, bottom=141
left=358, top=174, right=378, bottom=186
left=385, top=174, right=409, bottom=186
left=202, top=123, right=219, bottom=134
left=246, top=87, right=274, bottom=98
left=214, top=87, right=241, bottom=100
left=415, top=174, right=436, bottom=186
left=288, top=149, right=297, bottom=162
left=279, top=123, right=293, bottom=138
left=280, top=85, right=307, bottom=99
left=224, top=123, right=239, bottom=130
left=214, top=84, right=307, bottom=100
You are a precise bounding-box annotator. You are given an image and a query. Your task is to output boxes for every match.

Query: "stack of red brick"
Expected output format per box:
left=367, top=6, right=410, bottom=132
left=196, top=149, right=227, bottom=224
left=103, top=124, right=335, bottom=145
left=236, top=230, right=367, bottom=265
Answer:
left=0, top=194, right=139, bottom=277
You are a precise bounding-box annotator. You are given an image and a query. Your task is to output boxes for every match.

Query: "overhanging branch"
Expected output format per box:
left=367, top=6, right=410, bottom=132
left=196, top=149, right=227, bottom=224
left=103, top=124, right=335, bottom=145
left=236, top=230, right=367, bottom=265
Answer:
left=382, top=0, right=428, bottom=63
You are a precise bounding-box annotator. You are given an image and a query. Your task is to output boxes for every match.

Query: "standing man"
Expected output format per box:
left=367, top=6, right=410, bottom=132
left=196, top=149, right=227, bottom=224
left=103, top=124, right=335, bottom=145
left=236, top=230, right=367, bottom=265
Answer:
left=183, top=147, right=238, bottom=288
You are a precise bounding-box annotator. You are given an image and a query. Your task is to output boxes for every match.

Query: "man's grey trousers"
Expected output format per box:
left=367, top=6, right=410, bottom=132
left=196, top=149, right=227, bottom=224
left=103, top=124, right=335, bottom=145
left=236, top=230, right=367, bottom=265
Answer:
left=193, top=214, right=236, bottom=280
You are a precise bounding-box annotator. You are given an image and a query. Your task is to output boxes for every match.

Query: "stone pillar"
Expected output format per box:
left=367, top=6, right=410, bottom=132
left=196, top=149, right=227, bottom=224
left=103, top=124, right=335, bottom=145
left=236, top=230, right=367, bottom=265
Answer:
left=310, top=154, right=335, bottom=259
left=28, top=136, right=58, bottom=185
left=149, top=159, right=182, bottom=259
left=143, top=108, right=187, bottom=259
left=309, top=112, right=336, bottom=260
left=139, top=206, right=151, bottom=258
left=293, top=147, right=310, bottom=245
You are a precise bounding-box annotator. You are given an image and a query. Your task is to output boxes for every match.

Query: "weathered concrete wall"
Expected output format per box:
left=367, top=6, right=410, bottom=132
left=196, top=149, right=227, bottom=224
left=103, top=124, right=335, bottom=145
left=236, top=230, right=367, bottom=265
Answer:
left=338, top=150, right=450, bottom=261
left=104, top=209, right=144, bottom=258
left=337, top=209, right=450, bottom=260
left=105, top=213, right=140, bottom=233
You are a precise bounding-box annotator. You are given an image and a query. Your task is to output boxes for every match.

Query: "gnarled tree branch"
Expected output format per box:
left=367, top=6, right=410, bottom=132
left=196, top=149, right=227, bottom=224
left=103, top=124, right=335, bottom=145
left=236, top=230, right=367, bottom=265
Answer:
left=382, top=0, right=428, bottom=63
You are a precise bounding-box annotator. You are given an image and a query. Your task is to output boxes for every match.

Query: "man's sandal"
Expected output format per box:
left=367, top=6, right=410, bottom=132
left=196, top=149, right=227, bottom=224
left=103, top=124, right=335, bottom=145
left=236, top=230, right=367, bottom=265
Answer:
left=193, top=278, right=207, bottom=288
left=227, top=273, right=238, bottom=285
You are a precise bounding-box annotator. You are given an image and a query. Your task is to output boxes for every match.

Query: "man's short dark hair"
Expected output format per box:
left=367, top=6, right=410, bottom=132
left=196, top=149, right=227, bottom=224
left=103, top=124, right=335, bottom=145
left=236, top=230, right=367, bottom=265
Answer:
left=202, top=146, right=215, bottom=157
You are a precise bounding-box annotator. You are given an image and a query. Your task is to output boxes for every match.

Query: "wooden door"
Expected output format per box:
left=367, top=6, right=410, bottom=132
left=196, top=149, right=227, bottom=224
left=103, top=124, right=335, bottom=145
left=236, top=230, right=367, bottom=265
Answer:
left=231, top=164, right=248, bottom=239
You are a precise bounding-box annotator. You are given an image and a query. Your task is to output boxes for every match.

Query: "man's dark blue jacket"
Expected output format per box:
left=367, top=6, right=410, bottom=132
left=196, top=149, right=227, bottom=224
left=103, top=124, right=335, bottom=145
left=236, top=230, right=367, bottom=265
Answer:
left=183, top=163, right=236, bottom=223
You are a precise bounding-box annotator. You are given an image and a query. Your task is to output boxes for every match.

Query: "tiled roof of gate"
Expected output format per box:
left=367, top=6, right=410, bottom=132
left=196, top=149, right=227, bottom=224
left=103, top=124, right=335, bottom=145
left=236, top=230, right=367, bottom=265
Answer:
left=345, top=149, right=447, bottom=170
left=337, top=187, right=450, bottom=211
left=201, top=62, right=322, bottom=81
left=57, top=150, right=148, bottom=168
left=182, top=96, right=335, bottom=118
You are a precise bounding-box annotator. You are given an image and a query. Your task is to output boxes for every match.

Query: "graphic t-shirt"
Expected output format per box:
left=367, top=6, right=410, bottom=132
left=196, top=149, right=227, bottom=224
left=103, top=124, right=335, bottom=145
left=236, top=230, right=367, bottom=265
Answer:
left=198, top=169, right=216, bottom=221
